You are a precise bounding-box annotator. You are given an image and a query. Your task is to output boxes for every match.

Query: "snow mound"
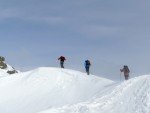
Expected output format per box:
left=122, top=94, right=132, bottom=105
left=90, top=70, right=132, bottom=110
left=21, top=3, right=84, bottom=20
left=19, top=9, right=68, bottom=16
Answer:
left=0, top=67, right=114, bottom=113
left=39, top=75, right=150, bottom=113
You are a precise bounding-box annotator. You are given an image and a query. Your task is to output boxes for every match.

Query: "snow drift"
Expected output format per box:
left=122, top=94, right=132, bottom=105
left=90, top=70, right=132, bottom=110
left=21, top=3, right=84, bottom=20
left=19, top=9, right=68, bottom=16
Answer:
left=0, top=67, right=114, bottom=113
left=39, top=75, right=150, bottom=113
left=0, top=67, right=150, bottom=113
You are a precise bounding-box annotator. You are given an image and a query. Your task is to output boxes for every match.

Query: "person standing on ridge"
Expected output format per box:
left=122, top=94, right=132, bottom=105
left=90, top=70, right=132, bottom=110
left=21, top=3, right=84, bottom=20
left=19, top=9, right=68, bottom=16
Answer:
left=58, top=56, right=66, bottom=68
left=120, top=65, right=130, bottom=80
left=84, top=59, right=91, bottom=75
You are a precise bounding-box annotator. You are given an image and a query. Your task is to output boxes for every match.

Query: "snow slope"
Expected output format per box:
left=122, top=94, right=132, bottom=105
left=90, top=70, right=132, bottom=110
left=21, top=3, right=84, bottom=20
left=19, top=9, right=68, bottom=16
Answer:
left=0, top=67, right=150, bottom=113
left=39, top=75, right=150, bottom=113
left=0, top=67, right=114, bottom=113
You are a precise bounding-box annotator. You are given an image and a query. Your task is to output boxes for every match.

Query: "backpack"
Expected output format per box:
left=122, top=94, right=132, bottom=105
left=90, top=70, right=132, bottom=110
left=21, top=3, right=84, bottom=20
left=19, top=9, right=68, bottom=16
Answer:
left=85, top=60, right=90, bottom=66
left=124, top=66, right=130, bottom=73
left=58, top=56, right=65, bottom=61
left=61, top=56, right=65, bottom=60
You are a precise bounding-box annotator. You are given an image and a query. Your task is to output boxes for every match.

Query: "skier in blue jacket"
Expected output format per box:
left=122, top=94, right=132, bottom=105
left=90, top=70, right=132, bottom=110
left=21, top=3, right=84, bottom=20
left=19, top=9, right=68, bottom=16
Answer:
left=84, top=60, right=91, bottom=75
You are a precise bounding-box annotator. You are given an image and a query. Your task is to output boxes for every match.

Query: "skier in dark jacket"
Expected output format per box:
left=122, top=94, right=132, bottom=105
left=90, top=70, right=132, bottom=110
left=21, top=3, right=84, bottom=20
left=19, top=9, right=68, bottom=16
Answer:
left=84, top=60, right=91, bottom=75
left=120, top=65, right=130, bottom=80
left=58, top=56, right=66, bottom=68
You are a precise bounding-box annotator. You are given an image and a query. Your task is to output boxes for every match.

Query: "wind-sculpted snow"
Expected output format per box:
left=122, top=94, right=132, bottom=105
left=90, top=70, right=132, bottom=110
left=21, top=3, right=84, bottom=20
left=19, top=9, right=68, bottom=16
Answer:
left=0, top=67, right=149, bottom=113
left=0, top=67, right=114, bottom=113
left=39, top=75, right=150, bottom=113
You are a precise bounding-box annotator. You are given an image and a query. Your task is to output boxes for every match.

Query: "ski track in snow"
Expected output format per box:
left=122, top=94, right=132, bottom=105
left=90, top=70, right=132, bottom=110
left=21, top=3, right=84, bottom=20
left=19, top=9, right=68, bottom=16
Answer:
left=39, top=75, right=150, bottom=113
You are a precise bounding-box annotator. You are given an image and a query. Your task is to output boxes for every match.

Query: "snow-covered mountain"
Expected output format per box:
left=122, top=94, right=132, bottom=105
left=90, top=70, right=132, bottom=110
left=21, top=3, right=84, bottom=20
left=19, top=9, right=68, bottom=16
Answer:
left=0, top=67, right=149, bottom=113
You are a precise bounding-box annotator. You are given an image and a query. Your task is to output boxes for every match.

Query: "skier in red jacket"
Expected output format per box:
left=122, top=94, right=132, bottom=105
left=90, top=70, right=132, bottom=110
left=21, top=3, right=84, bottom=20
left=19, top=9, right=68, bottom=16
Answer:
left=58, top=56, right=66, bottom=68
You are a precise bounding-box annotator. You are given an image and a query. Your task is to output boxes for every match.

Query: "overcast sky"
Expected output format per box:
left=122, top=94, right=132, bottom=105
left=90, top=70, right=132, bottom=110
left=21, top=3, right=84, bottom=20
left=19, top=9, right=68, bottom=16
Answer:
left=0, top=0, right=150, bottom=80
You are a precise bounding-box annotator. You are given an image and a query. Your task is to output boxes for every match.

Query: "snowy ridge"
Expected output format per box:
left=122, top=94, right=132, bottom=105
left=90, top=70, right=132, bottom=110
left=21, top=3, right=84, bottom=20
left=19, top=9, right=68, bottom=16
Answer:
left=38, top=75, right=150, bottom=113
left=0, top=67, right=114, bottom=113
left=0, top=67, right=149, bottom=113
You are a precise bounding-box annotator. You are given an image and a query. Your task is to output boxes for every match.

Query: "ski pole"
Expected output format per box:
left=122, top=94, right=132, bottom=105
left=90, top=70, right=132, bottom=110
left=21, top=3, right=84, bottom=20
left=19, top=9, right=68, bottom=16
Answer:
left=120, top=72, right=122, bottom=81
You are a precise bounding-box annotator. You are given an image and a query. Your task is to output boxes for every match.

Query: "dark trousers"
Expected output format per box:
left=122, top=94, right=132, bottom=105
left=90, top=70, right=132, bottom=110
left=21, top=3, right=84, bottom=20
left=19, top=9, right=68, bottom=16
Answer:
left=124, top=75, right=129, bottom=80
left=60, top=61, right=64, bottom=68
left=85, top=67, right=90, bottom=75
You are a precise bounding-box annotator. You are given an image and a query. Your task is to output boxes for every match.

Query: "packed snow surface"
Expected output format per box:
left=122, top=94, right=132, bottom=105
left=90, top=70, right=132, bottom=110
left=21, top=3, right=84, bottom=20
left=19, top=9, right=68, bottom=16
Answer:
left=0, top=67, right=149, bottom=113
